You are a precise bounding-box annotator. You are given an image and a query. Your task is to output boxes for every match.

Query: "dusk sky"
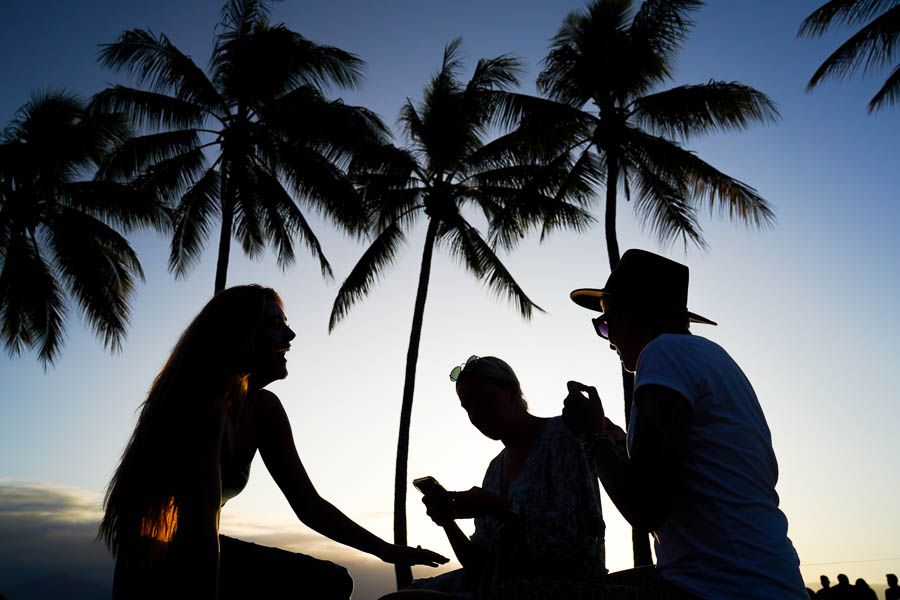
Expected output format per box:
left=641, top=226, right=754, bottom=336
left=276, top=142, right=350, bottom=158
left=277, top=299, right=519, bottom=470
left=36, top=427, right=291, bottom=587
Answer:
left=1, top=1, right=898, bottom=598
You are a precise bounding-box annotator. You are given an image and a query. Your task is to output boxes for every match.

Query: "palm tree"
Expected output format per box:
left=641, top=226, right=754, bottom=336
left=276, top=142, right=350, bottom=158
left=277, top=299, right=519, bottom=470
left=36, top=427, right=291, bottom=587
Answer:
left=799, top=0, right=899, bottom=112
left=527, top=0, right=780, bottom=565
left=329, top=39, right=593, bottom=588
left=93, top=0, right=387, bottom=293
left=0, top=91, right=167, bottom=367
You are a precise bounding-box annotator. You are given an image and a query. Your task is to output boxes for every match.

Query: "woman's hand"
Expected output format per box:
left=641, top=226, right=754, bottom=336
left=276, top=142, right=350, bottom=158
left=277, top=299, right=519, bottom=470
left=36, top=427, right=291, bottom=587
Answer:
left=449, top=486, right=509, bottom=519
left=422, top=489, right=454, bottom=527
left=379, top=543, right=449, bottom=567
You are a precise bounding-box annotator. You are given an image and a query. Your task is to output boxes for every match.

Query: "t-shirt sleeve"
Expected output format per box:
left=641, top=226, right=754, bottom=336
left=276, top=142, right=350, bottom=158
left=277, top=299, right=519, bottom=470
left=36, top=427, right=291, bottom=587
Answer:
left=634, top=336, right=697, bottom=408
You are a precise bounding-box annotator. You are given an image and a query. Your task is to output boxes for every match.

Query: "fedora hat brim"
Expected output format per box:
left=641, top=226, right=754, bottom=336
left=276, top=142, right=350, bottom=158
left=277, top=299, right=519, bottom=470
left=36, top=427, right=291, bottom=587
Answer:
left=569, top=288, right=717, bottom=326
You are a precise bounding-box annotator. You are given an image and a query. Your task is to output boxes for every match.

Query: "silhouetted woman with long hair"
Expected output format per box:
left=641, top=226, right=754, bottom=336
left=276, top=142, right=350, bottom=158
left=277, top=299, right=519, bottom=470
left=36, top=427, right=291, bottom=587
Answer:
left=100, top=285, right=446, bottom=599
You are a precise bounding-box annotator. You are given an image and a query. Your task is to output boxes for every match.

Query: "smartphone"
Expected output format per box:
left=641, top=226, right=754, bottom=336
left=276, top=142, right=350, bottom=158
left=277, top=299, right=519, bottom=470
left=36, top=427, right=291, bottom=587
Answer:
left=412, top=476, right=447, bottom=496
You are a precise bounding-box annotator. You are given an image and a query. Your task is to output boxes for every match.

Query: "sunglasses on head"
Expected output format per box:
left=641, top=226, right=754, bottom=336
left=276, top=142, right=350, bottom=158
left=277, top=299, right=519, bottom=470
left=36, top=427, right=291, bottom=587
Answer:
left=449, top=355, right=480, bottom=382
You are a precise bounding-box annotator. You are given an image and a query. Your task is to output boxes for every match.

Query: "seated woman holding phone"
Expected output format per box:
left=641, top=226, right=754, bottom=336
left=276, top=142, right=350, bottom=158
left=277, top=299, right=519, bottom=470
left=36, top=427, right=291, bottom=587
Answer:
left=382, top=356, right=606, bottom=599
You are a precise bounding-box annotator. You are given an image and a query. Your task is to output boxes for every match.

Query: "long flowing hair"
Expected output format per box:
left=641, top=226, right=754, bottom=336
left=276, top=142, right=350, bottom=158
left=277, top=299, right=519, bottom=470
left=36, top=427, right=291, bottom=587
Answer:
left=99, top=285, right=280, bottom=562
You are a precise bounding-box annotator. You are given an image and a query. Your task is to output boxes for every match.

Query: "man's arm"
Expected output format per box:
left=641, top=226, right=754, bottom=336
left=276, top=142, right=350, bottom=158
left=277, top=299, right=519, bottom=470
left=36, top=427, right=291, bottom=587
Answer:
left=573, top=384, right=690, bottom=531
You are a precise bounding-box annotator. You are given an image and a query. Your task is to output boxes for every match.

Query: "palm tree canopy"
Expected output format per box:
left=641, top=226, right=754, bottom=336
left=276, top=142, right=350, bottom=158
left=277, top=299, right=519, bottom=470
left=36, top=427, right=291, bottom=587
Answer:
left=329, top=39, right=598, bottom=330
left=527, top=0, right=779, bottom=249
left=799, top=0, right=900, bottom=112
left=92, top=0, right=388, bottom=287
left=0, top=91, right=167, bottom=366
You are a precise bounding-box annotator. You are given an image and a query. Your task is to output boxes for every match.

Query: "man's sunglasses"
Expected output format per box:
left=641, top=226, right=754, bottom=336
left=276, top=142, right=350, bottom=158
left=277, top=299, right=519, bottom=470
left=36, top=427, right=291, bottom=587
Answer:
left=449, top=355, right=480, bottom=382
left=592, top=315, right=610, bottom=339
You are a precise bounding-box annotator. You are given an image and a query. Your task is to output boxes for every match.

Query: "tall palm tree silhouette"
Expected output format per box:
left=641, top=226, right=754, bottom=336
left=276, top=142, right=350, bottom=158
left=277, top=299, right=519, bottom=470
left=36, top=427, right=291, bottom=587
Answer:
left=525, top=0, right=780, bottom=564
left=329, top=39, right=592, bottom=587
left=0, top=91, right=166, bottom=366
left=800, top=0, right=899, bottom=112
left=94, top=0, right=387, bottom=293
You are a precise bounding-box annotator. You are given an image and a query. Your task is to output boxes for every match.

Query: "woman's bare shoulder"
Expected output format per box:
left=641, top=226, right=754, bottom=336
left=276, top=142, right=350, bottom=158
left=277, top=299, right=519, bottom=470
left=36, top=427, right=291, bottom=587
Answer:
left=252, top=388, right=289, bottom=424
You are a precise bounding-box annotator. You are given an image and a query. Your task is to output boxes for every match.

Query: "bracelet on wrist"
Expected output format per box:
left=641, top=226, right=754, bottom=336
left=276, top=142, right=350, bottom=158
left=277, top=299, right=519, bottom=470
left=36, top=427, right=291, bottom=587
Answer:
left=580, top=430, right=612, bottom=455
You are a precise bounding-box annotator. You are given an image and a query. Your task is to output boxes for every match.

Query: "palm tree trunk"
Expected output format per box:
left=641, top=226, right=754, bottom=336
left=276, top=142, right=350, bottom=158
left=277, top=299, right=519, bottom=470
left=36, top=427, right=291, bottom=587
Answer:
left=215, top=148, right=240, bottom=295
left=215, top=183, right=233, bottom=294
left=605, top=159, right=621, bottom=271
left=393, top=218, right=439, bottom=589
left=605, top=157, right=653, bottom=568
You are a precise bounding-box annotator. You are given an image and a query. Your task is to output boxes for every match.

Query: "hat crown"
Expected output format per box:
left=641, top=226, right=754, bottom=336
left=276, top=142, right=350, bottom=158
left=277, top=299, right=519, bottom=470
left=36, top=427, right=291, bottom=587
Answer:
left=604, top=249, right=689, bottom=311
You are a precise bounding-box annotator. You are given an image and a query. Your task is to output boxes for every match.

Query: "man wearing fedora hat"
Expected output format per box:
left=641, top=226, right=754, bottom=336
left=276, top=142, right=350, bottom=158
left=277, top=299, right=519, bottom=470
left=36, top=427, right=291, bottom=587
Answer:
left=563, top=249, right=807, bottom=599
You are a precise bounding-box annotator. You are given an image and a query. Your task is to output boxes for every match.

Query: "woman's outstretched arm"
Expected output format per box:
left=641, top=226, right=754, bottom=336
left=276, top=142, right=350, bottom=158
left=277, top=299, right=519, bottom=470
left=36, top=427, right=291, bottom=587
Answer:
left=255, top=390, right=447, bottom=567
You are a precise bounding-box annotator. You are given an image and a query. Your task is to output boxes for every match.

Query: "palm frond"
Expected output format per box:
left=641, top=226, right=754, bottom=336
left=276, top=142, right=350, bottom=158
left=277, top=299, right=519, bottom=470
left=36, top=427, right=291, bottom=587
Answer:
left=169, top=168, right=220, bottom=278
left=487, top=91, right=595, bottom=143
left=48, top=207, right=143, bottom=353
left=264, top=89, right=389, bottom=146
left=399, top=98, right=428, bottom=152
left=277, top=142, right=368, bottom=236
left=231, top=164, right=266, bottom=259
left=219, top=0, right=270, bottom=41
left=806, top=5, right=900, bottom=87
left=626, top=128, right=775, bottom=228
left=0, top=234, right=67, bottom=366
left=98, top=29, right=224, bottom=110
left=135, top=147, right=208, bottom=204
left=630, top=0, right=703, bottom=65
left=538, top=1, right=637, bottom=107
left=798, top=0, right=895, bottom=36
left=4, top=91, right=129, bottom=179
left=96, top=129, right=203, bottom=183
left=474, top=150, right=599, bottom=249
left=214, top=23, right=365, bottom=101
left=629, top=153, right=706, bottom=249
left=348, top=143, right=423, bottom=230
left=439, top=212, right=543, bottom=320
left=91, top=86, right=207, bottom=131
left=250, top=166, right=296, bottom=270
left=328, top=221, right=407, bottom=330
left=3, top=90, right=84, bottom=143
left=869, top=62, right=900, bottom=110
left=466, top=55, right=523, bottom=94
left=63, top=181, right=170, bottom=233
left=538, top=7, right=609, bottom=107
left=631, top=81, right=780, bottom=140
left=440, top=38, right=465, bottom=81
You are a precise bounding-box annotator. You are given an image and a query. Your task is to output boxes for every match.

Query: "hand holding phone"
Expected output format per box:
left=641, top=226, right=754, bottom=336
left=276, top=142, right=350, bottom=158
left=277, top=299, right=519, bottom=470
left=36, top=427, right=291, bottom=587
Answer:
left=413, top=476, right=447, bottom=497
left=413, top=476, right=454, bottom=526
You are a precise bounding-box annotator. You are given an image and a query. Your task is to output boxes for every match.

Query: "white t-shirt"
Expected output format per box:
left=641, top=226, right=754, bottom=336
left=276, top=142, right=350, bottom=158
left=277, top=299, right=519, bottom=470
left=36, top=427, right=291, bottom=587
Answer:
left=632, top=334, right=807, bottom=600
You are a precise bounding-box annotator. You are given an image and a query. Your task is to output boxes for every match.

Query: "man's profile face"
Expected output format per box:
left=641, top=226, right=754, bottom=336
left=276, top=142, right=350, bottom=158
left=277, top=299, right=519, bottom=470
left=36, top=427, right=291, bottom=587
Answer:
left=601, top=297, right=641, bottom=373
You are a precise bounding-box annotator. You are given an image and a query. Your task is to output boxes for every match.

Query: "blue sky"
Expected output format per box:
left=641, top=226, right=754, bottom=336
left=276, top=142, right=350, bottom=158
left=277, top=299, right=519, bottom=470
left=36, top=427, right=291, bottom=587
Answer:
left=1, top=1, right=898, bottom=598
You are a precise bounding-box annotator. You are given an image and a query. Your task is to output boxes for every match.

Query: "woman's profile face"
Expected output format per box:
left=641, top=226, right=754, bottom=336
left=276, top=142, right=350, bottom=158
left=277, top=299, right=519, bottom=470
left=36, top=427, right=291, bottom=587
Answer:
left=456, top=377, right=518, bottom=440
left=250, top=296, right=296, bottom=384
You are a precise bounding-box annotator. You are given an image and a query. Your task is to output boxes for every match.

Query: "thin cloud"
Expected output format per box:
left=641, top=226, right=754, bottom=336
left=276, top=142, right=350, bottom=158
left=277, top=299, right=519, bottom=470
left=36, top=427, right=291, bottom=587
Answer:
left=0, top=481, right=111, bottom=595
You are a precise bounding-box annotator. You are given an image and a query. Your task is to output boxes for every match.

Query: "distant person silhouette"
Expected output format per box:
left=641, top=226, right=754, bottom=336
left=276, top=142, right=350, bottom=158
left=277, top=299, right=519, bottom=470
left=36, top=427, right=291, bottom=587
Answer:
left=831, top=574, right=853, bottom=599
left=887, top=574, right=900, bottom=600
left=381, top=356, right=606, bottom=600
left=562, top=249, right=808, bottom=599
left=855, top=578, right=878, bottom=600
left=99, top=285, right=447, bottom=599
left=817, top=574, right=834, bottom=599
